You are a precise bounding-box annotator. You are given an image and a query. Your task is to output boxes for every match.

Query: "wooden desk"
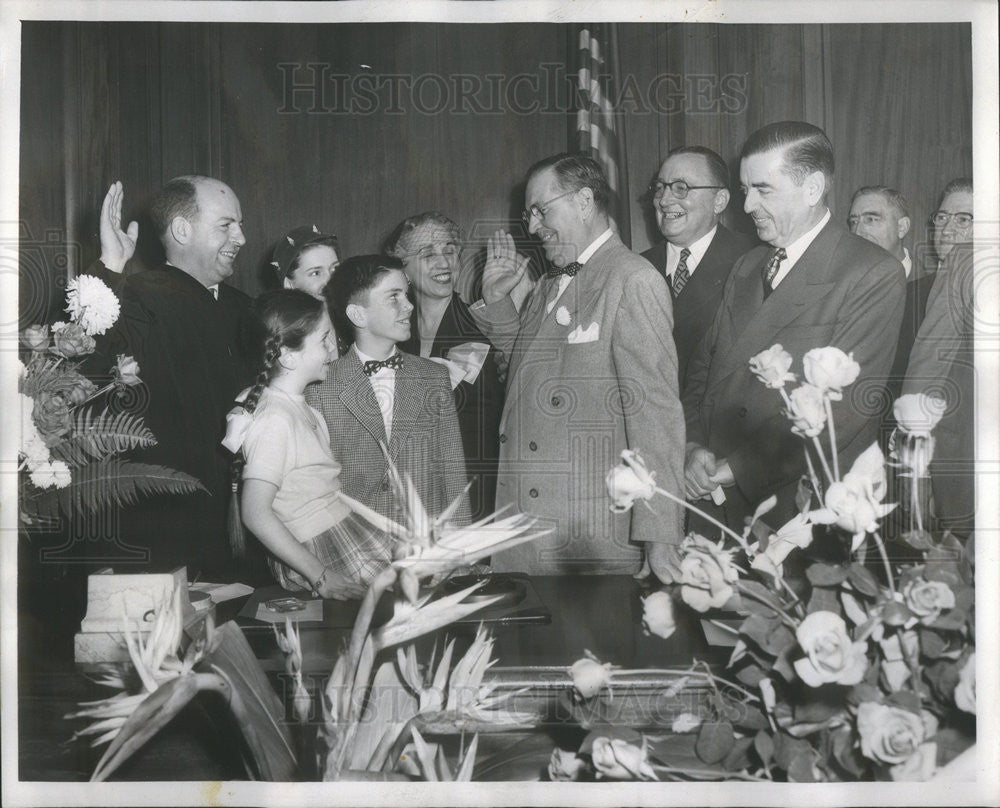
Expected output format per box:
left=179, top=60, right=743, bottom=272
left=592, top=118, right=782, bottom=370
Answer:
left=18, top=575, right=722, bottom=781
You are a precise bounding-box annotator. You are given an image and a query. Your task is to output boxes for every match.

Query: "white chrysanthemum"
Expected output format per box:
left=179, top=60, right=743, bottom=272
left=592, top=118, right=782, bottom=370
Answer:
left=19, top=393, right=50, bottom=468
left=65, top=275, right=121, bottom=335
left=29, top=460, right=72, bottom=489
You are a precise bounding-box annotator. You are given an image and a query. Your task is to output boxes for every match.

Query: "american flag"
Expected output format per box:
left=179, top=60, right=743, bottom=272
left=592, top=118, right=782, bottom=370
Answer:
left=573, top=23, right=632, bottom=246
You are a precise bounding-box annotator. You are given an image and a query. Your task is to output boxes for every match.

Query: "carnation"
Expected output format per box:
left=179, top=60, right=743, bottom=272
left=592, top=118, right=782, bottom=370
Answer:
left=65, top=274, right=120, bottom=336
left=29, top=460, right=72, bottom=490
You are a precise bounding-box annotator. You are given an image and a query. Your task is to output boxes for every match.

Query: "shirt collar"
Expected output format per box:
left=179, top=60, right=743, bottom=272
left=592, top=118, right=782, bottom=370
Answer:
left=354, top=344, right=399, bottom=366
left=780, top=209, right=831, bottom=268
left=666, top=225, right=717, bottom=277
left=576, top=228, right=614, bottom=265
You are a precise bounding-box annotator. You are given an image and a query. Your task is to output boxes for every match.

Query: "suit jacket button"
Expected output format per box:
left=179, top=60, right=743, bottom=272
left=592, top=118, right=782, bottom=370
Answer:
left=738, top=406, right=747, bottom=417
left=499, top=433, right=507, bottom=443
left=528, top=488, right=539, bottom=498
left=529, top=441, right=537, bottom=451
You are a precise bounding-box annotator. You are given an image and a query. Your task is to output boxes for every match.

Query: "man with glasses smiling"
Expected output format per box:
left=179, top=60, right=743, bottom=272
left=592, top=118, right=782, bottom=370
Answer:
left=641, top=146, right=755, bottom=388
left=473, top=153, right=685, bottom=583
left=902, top=178, right=975, bottom=537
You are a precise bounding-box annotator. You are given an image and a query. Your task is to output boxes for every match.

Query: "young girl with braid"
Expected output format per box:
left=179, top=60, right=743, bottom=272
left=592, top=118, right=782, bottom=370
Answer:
left=223, top=289, right=392, bottom=600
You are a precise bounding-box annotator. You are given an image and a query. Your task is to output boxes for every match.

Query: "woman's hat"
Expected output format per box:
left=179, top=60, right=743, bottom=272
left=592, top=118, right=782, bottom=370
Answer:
left=270, top=225, right=338, bottom=278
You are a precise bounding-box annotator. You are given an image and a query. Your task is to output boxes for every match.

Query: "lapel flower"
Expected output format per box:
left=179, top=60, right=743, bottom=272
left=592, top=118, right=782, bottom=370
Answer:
left=555, top=305, right=571, bottom=326
left=802, top=346, right=860, bottom=400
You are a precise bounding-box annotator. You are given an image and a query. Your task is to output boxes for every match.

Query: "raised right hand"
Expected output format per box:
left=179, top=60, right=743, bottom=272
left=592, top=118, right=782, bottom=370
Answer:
left=99, top=181, right=138, bottom=273
left=483, top=229, right=532, bottom=305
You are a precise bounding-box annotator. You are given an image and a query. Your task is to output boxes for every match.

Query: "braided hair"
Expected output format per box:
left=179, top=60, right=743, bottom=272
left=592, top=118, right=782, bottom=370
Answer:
left=228, top=289, right=326, bottom=556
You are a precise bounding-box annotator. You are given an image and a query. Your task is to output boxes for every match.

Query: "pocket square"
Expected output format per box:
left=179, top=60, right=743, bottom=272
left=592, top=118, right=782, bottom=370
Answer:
left=567, top=322, right=600, bottom=344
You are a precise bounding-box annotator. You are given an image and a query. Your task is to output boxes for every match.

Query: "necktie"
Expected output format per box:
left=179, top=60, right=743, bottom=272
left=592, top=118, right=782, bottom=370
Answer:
left=363, top=353, right=403, bottom=376
left=547, top=261, right=582, bottom=278
left=761, top=248, right=787, bottom=299
left=672, top=248, right=691, bottom=296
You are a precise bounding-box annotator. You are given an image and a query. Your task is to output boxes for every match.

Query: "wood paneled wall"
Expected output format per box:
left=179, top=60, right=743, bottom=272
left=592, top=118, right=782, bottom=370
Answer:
left=19, top=21, right=971, bottom=322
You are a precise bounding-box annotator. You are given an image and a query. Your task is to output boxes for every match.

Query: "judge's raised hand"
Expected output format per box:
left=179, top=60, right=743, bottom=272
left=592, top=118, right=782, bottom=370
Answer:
left=99, top=181, right=138, bottom=273
left=483, top=229, right=532, bottom=305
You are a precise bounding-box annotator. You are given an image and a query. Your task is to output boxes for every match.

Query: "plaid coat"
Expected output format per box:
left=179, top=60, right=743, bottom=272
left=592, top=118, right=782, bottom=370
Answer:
left=305, top=348, right=471, bottom=528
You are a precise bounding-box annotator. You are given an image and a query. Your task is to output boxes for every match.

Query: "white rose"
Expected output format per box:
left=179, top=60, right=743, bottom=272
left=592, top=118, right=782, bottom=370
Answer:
left=591, top=737, right=657, bottom=781
left=893, top=393, right=947, bottom=437
left=889, top=742, right=938, bottom=782
left=548, top=747, right=585, bottom=781
left=671, top=712, right=702, bottom=733
left=856, top=702, right=929, bottom=765
left=605, top=449, right=656, bottom=514
left=902, top=578, right=955, bottom=626
left=749, top=343, right=796, bottom=389
left=678, top=534, right=738, bottom=612
left=954, top=653, right=975, bottom=714
left=785, top=383, right=828, bottom=438
left=794, top=611, right=868, bottom=687
left=802, top=347, right=860, bottom=400
left=570, top=656, right=612, bottom=701
left=641, top=591, right=676, bottom=639
left=555, top=305, right=571, bottom=326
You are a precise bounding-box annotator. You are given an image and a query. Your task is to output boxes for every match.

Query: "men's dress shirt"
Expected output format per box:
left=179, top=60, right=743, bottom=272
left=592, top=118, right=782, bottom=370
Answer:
left=354, top=345, right=398, bottom=441
left=665, top=226, right=716, bottom=284
left=546, top=228, right=613, bottom=313
left=769, top=209, right=831, bottom=288
left=474, top=231, right=685, bottom=576
left=683, top=218, right=905, bottom=530
left=642, top=224, right=755, bottom=390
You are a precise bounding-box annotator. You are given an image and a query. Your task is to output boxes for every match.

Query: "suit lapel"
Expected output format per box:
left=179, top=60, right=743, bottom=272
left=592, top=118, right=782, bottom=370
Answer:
left=388, top=354, right=423, bottom=461
left=675, top=235, right=729, bottom=324
left=709, top=222, right=840, bottom=388
left=339, top=350, right=389, bottom=446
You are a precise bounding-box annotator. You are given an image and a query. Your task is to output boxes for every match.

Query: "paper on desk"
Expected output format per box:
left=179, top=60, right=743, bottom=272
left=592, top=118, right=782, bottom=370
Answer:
left=189, top=581, right=255, bottom=604
left=255, top=597, right=324, bottom=623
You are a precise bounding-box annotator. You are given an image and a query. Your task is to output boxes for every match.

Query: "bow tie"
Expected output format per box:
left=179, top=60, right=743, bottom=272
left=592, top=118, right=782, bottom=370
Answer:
left=363, top=354, right=403, bottom=376
left=547, top=261, right=582, bottom=278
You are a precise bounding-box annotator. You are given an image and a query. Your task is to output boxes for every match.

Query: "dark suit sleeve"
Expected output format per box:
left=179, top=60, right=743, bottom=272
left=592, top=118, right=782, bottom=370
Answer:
left=727, top=254, right=905, bottom=504
left=430, top=362, right=473, bottom=527
left=614, top=268, right=685, bottom=544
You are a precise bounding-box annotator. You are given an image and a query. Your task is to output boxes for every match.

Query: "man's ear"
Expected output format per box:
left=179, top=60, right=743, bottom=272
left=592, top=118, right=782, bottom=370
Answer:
left=169, top=215, right=191, bottom=246
left=577, top=186, right=594, bottom=219
left=346, top=302, right=367, bottom=330
left=897, top=215, right=911, bottom=240
left=713, top=188, right=731, bottom=215
left=803, top=171, right=826, bottom=206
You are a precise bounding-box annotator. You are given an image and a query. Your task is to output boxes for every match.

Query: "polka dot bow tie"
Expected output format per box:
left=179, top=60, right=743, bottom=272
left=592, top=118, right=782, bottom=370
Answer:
left=363, top=354, right=403, bottom=376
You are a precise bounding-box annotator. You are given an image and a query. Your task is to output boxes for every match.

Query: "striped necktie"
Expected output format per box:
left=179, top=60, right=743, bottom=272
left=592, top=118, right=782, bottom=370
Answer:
left=761, top=248, right=787, bottom=300
left=672, top=248, right=691, bottom=296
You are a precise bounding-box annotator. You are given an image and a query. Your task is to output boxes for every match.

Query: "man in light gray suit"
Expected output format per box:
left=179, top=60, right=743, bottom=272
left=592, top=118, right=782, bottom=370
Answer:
left=474, top=153, right=685, bottom=581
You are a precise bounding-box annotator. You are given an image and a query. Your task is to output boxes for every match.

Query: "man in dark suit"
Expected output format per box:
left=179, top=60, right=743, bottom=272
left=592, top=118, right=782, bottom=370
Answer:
left=848, top=185, right=932, bottom=403
left=307, top=255, right=471, bottom=529
left=87, top=179, right=256, bottom=580
left=902, top=179, right=975, bottom=538
left=641, top=147, right=754, bottom=388
left=683, top=122, right=906, bottom=530
left=387, top=212, right=504, bottom=523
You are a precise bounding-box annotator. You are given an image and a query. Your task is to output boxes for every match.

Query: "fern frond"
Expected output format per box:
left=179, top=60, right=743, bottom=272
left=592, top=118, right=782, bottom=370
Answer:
left=48, top=407, right=157, bottom=466
left=28, top=459, right=207, bottom=519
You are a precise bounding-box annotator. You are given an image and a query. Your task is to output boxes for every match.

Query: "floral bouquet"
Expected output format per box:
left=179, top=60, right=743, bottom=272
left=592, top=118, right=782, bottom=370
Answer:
left=554, top=344, right=975, bottom=782
left=18, top=274, right=204, bottom=526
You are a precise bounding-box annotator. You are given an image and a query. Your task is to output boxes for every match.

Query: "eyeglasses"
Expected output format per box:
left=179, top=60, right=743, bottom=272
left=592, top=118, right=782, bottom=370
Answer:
left=649, top=179, right=725, bottom=200
left=521, top=190, right=576, bottom=226
left=931, top=211, right=973, bottom=227
left=410, top=242, right=460, bottom=261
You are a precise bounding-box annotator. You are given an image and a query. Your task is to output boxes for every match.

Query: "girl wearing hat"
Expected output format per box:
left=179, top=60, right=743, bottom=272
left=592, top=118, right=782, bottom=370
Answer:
left=271, top=225, right=344, bottom=355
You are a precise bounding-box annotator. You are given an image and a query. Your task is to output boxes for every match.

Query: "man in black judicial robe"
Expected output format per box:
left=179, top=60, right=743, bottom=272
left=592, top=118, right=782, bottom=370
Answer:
left=85, top=178, right=255, bottom=580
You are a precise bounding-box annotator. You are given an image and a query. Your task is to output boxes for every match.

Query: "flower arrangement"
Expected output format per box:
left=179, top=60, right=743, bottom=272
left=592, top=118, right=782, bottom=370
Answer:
left=558, top=344, right=975, bottom=783
left=18, top=275, right=204, bottom=525
left=67, top=463, right=551, bottom=782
